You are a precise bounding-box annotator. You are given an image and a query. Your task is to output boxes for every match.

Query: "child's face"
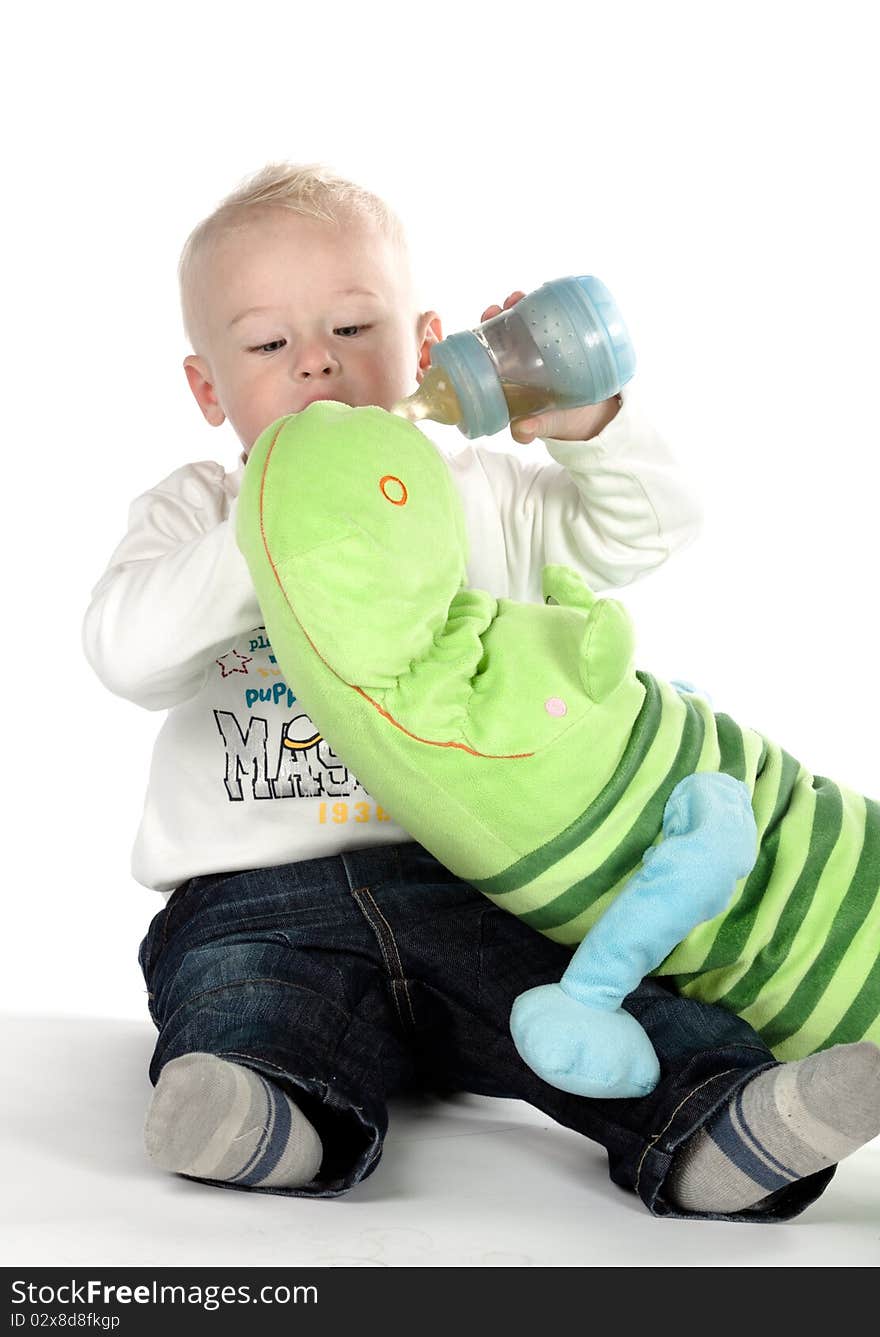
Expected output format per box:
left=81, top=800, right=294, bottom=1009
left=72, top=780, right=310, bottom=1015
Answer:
left=183, top=209, right=441, bottom=452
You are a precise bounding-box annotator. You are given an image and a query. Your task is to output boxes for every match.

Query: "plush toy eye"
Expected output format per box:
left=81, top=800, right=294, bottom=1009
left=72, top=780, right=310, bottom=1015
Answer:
left=379, top=475, right=408, bottom=506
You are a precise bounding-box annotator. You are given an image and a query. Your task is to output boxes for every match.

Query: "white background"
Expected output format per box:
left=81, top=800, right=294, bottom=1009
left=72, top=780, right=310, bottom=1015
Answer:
left=2, top=0, right=878, bottom=1023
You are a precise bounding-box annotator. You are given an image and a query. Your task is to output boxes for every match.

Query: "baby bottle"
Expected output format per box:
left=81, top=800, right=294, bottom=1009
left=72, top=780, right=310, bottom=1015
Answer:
left=393, top=275, right=636, bottom=440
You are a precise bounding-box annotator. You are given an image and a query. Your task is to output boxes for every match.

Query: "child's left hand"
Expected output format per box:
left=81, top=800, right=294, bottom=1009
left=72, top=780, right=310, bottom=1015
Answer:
left=481, top=292, right=622, bottom=445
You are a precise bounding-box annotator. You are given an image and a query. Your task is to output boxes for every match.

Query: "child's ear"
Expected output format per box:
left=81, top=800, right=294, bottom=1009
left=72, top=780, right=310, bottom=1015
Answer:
left=183, top=355, right=226, bottom=427
left=416, top=312, right=443, bottom=378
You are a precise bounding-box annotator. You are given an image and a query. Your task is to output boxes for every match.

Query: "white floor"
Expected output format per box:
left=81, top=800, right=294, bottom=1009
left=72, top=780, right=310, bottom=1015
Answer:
left=3, top=1014, right=879, bottom=1268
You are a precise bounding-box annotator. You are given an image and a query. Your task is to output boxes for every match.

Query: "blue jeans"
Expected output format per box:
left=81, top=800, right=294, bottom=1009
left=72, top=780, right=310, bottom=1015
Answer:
left=138, top=842, right=834, bottom=1219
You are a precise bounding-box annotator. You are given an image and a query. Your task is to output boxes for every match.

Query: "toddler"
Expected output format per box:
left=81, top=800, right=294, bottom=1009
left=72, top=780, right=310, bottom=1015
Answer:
left=83, top=163, right=880, bottom=1219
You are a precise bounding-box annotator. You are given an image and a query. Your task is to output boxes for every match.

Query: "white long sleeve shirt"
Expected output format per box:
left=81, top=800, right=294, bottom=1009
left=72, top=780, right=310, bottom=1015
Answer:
left=82, top=389, right=701, bottom=896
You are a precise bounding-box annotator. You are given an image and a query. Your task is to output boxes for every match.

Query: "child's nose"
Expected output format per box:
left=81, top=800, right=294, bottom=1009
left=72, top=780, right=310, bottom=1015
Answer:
left=294, top=342, right=340, bottom=379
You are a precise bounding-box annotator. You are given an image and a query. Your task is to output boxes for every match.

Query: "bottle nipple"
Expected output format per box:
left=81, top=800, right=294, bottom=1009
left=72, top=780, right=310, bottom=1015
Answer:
left=391, top=363, right=463, bottom=427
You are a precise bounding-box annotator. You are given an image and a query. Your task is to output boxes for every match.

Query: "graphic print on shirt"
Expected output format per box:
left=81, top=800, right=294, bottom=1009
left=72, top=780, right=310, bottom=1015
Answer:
left=212, top=629, right=392, bottom=825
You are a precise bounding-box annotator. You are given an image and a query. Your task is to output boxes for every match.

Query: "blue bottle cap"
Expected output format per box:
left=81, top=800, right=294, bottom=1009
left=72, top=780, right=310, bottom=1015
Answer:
left=520, top=276, right=636, bottom=404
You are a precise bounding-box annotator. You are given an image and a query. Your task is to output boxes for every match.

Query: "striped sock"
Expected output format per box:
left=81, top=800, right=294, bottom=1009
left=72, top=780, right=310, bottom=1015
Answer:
left=668, top=1042, right=880, bottom=1213
left=144, top=1052, right=323, bottom=1188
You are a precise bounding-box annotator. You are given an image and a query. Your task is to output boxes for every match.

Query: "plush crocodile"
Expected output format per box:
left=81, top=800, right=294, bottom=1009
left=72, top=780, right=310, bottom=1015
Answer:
left=236, top=401, right=880, bottom=1097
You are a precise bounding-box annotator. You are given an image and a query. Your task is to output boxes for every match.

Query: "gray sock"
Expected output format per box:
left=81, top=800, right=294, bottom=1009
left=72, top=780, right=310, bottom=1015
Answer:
left=668, top=1041, right=880, bottom=1213
left=144, top=1052, right=323, bottom=1188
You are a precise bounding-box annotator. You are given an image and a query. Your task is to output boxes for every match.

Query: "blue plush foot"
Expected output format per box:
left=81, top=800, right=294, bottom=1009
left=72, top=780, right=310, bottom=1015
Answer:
left=509, top=772, right=757, bottom=1100
left=510, top=983, right=661, bottom=1098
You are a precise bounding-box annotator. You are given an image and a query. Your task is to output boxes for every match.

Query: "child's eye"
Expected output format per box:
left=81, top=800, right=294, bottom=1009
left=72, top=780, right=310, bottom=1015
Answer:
left=250, top=339, right=286, bottom=354
left=249, top=326, right=369, bottom=354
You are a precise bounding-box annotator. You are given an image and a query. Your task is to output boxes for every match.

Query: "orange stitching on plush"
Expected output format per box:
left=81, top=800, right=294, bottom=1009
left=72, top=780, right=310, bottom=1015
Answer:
left=352, top=686, right=533, bottom=758
left=379, top=474, right=408, bottom=505
left=258, top=417, right=289, bottom=585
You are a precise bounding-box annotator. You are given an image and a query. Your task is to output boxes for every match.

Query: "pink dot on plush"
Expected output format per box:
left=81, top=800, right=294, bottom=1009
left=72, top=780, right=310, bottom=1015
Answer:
left=545, top=697, right=567, bottom=717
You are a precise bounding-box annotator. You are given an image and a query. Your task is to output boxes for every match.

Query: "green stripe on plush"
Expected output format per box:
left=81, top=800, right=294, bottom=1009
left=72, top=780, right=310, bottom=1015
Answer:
left=715, top=711, right=748, bottom=781
left=719, top=782, right=845, bottom=1015
left=821, top=954, right=880, bottom=1051
left=760, top=799, right=880, bottom=1047
left=694, top=749, right=801, bottom=978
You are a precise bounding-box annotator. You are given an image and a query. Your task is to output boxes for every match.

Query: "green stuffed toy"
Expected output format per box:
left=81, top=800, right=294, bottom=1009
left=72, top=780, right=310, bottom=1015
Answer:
left=236, top=401, right=880, bottom=1098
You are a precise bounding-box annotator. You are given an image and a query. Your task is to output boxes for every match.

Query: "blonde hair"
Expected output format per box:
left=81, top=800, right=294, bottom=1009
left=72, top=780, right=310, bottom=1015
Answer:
left=178, top=162, right=413, bottom=350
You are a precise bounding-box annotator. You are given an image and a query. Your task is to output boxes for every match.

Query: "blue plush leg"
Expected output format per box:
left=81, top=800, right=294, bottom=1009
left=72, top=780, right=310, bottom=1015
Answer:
left=509, top=772, right=757, bottom=1098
